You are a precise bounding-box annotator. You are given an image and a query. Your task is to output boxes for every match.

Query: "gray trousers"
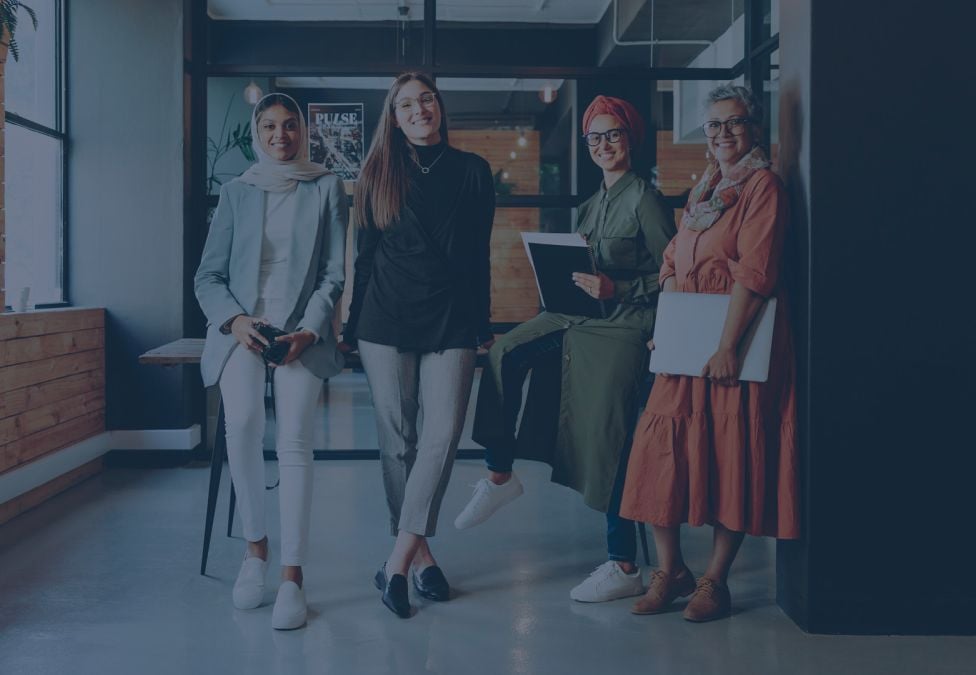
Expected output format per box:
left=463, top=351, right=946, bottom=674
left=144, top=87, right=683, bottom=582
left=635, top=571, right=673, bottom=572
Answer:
left=358, top=340, right=476, bottom=537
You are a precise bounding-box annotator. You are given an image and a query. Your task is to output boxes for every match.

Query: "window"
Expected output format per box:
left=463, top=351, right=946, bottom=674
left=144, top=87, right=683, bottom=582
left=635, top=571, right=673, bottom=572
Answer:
left=3, top=0, right=65, bottom=307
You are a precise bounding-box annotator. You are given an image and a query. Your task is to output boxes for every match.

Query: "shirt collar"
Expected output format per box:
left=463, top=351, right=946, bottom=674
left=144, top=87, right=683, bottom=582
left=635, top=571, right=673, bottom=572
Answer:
left=600, top=170, right=638, bottom=203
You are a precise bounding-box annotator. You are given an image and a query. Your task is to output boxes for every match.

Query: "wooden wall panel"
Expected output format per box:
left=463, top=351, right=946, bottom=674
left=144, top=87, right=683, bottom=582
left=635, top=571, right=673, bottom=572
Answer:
left=0, top=308, right=106, bottom=516
left=0, top=328, right=104, bottom=367
left=0, top=409, right=105, bottom=474
left=0, top=349, right=104, bottom=392
left=0, top=390, right=106, bottom=446
left=0, top=370, right=104, bottom=421
left=453, top=131, right=540, bottom=325
left=0, top=308, right=104, bottom=340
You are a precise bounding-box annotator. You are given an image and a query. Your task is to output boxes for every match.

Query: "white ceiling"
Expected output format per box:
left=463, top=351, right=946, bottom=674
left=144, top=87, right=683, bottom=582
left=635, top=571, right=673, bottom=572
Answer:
left=208, top=0, right=612, bottom=23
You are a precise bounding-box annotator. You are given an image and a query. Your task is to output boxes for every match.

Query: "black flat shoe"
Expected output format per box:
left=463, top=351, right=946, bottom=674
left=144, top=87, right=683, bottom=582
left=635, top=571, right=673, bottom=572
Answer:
left=374, top=564, right=411, bottom=618
left=412, top=565, right=451, bottom=601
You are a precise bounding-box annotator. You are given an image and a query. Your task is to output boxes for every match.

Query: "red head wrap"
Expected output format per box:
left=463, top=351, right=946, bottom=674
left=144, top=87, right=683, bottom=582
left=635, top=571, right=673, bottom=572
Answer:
left=582, top=95, right=645, bottom=148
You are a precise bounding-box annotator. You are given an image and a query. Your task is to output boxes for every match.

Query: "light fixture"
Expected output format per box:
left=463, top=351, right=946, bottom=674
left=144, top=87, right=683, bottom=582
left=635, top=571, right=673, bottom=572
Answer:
left=517, top=129, right=528, bottom=148
left=502, top=171, right=510, bottom=180
left=538, top=82, right=557, bottom=104
left=244, top=80, right=264, bottom=105
left=510, top=150, right=518, bottom=160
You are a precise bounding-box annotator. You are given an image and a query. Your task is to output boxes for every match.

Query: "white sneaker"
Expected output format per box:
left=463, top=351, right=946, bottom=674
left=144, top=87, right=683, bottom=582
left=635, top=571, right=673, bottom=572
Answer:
left=232, top=553, right=269, bottom=610
left=570, top=561, right=644, bottom=603
left=271, top=581, right=307, bottom=630
left=454, top=473, right=524, bottom=529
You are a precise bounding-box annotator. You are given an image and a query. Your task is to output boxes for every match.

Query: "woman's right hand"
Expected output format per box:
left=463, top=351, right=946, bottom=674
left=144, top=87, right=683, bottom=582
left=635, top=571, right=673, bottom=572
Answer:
left=230, top=315, right=270, bottom=352
left=337, top=340, right=355, bottom=354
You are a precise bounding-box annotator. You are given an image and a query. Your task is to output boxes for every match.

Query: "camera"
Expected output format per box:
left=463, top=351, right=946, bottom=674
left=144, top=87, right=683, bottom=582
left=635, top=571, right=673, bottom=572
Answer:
left=253, top=322, right=290, bottom=365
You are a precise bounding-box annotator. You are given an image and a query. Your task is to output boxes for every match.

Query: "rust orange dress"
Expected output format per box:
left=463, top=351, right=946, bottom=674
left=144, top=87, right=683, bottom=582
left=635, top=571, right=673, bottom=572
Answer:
left=619, top=168, right=799, bottom=539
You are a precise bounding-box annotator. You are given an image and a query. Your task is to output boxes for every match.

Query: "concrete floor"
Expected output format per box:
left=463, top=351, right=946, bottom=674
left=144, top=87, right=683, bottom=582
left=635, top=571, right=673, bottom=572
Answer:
left=2, top=373, right=974, bottom=674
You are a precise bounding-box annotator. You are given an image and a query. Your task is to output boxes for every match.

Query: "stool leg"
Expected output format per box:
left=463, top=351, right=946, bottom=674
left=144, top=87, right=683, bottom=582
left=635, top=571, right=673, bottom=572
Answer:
left=638, top=521, right=651, bottom=567
left=226, top=483, right=236, bottom=537
left=201, top=398, right=226, bottom=575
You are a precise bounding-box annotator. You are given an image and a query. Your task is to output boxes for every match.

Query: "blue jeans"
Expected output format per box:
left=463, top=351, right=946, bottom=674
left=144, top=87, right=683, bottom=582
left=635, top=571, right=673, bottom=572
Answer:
left=481, top=332, right=638, bottom=565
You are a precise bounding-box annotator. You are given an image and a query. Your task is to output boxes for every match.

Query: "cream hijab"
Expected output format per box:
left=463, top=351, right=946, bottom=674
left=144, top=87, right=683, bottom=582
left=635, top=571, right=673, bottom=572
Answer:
left=235, top=92, right=331, bottom=193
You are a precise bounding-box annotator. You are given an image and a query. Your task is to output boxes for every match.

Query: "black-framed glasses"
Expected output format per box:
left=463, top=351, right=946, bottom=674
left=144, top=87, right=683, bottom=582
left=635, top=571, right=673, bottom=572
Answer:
left=702, top=117, right=754, bottom=138
left=394, top=92, right=437, bottom=113
left=582, top=128, right=626, bottom=146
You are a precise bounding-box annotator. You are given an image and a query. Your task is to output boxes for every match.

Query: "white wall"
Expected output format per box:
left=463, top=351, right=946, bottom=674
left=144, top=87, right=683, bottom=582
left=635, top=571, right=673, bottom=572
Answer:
left=68, top=0, right=187, bottom=429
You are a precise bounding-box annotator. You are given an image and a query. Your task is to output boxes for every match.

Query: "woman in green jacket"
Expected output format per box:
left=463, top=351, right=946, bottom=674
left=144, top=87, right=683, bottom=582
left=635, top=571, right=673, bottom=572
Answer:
left=456, top=95, right=676, bottom=603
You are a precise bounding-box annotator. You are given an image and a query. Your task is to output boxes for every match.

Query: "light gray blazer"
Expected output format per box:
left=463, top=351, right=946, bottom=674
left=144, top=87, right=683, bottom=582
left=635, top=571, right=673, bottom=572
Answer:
left=194, top=174, right=348, bottom=386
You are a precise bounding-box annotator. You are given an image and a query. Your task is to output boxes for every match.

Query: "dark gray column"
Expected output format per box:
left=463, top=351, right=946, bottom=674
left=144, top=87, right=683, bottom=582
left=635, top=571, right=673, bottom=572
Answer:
left=776, top=0, right=974, bottom=634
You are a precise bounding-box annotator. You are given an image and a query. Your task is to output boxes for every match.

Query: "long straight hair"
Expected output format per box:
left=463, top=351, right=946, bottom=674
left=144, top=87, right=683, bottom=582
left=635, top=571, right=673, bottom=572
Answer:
left=354, top=72, right=449, bottom=230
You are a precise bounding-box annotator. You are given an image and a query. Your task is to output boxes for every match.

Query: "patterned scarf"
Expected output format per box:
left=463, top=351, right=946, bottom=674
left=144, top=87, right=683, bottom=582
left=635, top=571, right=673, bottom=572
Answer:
left=681, top=146, right=770, bottom=231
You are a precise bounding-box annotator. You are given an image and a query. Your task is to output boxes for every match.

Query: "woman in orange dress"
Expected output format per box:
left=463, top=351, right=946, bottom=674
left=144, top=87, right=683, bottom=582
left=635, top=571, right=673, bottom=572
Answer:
left=620, top=84, right=799, bottom=623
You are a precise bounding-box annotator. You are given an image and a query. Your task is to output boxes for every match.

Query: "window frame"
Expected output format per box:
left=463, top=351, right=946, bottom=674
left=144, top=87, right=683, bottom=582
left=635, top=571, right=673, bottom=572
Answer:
left=3, top=0, right=68, bottom=309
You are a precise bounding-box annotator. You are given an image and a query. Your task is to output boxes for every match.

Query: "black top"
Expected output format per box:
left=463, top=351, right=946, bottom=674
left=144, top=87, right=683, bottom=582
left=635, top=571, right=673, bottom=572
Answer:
left=346, top=142, right=496, bottom=353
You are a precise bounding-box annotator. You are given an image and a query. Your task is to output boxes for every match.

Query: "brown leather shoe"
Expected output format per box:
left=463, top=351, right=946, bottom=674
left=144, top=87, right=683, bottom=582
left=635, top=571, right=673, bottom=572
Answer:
left=682, top=577, right=732, bottom=622
left=631, top=568, right=696, bottom=615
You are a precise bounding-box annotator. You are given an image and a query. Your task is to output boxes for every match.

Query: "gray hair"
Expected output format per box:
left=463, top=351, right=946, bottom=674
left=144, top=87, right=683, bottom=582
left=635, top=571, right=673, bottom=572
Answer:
left=705, top=84, right=763, bottom=127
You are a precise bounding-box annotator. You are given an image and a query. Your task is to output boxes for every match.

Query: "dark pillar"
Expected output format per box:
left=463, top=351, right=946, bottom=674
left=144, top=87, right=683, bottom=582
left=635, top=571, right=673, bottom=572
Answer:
left=182, top=0, right=208, bottom=443
left=777, top=0, right=974, bottom=634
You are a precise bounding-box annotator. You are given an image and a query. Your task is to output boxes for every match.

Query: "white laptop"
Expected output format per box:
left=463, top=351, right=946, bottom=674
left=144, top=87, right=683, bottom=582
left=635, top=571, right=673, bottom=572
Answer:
left=648, top=292, right=777, bottom=383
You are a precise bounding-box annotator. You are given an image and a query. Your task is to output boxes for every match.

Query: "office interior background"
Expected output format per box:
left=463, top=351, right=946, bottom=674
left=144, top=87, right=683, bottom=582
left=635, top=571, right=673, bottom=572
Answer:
left=1, top=0, right=973, bottom=672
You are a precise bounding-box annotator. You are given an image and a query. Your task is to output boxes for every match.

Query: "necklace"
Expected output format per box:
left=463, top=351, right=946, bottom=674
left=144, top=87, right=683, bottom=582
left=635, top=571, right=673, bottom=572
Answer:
left=413, top=148, right=446, bottom=174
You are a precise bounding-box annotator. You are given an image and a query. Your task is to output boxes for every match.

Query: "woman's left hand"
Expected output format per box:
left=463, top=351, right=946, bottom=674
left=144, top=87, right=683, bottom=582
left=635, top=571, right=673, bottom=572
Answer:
left=701, top=347, right=740, bottom=386
left=272, top=330, right=317, bottom=366
left=572, top=272, right=615, bottom=300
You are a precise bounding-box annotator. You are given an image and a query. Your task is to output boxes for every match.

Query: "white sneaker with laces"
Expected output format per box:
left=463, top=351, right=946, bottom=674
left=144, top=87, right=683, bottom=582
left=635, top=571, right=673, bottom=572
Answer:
left=233, top=552, right=270, bottom=610
left=570, top=561, right=644, bottom=603
left=454, top=473, right=524, bottom=529
left=271, top=581, right=307, bottom=630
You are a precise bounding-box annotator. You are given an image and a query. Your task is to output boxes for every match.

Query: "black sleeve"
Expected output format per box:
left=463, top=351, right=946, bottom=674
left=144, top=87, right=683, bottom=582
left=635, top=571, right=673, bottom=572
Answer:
left=472, top=158, right=496, bottom=344
left=344, top=202, right=382, bottom=348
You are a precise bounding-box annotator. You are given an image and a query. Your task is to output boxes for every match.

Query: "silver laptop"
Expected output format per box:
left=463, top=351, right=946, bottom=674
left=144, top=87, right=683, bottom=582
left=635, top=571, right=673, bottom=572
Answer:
left=648, top=292, right=778, bottom=383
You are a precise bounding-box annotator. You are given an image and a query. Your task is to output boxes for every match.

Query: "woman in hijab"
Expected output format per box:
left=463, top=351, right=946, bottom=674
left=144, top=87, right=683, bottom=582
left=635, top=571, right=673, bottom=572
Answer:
left=195, top=92, right=348, bottom=630
left=456, top=95, right=676, bottom=604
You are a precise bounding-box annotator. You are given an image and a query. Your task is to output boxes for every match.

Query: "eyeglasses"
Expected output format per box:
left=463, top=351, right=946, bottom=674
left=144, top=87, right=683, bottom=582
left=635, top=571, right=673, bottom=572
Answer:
left=394, top=92, right=437, bottom=113
left=702, top=117, right=754, bottom=138
left=582, top=128, right=626, bottom=146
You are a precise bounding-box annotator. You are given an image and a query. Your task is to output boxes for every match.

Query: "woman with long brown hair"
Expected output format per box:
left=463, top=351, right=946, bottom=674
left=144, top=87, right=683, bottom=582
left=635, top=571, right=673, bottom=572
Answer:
left=343, top=72, right=495, bottom=618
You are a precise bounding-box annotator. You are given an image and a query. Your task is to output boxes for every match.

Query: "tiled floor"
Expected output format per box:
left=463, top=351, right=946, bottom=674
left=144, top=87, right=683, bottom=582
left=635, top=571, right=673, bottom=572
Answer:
left=2, top=374, right=974, bottom=674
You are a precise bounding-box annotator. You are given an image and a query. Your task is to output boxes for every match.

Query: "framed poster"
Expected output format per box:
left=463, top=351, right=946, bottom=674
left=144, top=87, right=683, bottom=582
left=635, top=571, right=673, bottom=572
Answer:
left=307, top=103, right=365, bottom=181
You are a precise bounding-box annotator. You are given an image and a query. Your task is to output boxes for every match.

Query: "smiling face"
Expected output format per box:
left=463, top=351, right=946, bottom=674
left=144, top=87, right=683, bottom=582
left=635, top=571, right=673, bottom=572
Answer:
left=257, top=104, right=301, bottom=161
left=705, top=98, right=756, bottom=169
left=392, top=78, right=443, bottom=146
left=586, top=114, right=631, bottom=174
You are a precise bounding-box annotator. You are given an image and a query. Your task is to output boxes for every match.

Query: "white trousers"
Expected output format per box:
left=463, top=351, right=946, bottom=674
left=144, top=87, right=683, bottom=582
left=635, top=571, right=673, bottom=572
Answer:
left=219, top=346, right=322, bottom=566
